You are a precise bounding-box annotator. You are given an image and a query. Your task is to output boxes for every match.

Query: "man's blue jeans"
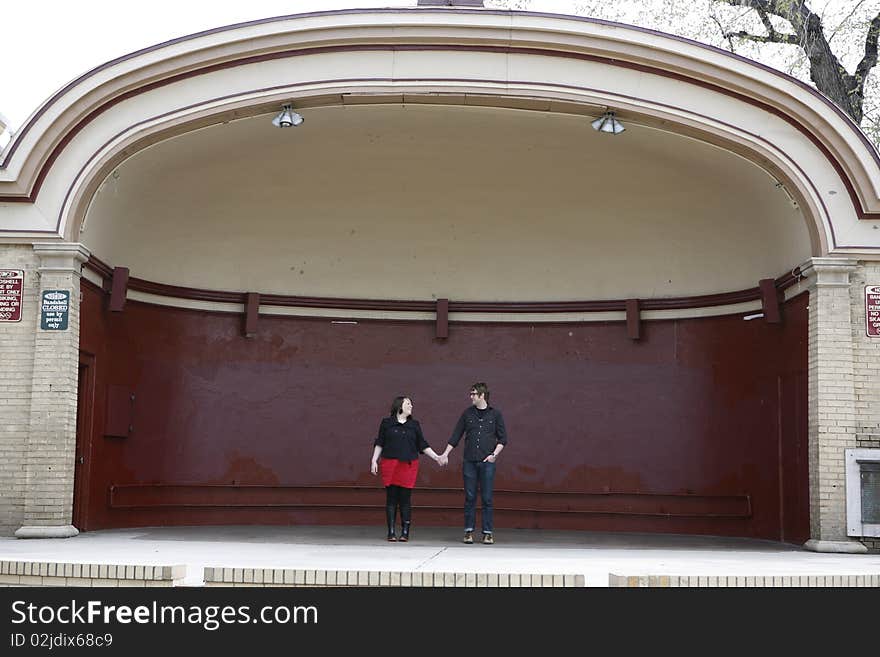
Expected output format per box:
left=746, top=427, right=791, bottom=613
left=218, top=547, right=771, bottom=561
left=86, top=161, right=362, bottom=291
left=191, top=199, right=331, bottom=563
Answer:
left=463, top=459, right=496, bottom=534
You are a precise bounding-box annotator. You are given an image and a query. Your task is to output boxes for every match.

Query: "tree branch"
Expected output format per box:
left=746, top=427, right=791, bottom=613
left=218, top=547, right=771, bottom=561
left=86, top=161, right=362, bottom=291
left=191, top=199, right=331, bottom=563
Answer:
left=715, top=0, right=867, bottom=123
left=756, top=6, right=777, bottom=35
left=709, top=11, right=738, bottom=52
left=724, top=29, right=800, bottom=45
left=825, top=0, right=869, bottom=45
left=719, top=0, right=800, bottom=45
left=718, top=0, right=776, bottom=13
left=855, top=12, right=880, bottom=84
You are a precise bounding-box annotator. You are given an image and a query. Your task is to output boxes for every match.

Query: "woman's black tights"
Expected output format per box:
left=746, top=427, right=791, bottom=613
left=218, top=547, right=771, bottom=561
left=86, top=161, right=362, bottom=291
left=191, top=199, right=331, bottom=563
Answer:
left=385, top=485, right=413, bottom=539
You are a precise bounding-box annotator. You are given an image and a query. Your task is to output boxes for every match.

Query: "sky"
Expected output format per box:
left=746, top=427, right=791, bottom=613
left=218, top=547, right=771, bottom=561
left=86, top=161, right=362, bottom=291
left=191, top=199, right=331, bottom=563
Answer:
left=1, top=1, right=405, bottom=134
left=0, top=0, right=869, bottom=142
left=0, top=0, right=572, bottom=134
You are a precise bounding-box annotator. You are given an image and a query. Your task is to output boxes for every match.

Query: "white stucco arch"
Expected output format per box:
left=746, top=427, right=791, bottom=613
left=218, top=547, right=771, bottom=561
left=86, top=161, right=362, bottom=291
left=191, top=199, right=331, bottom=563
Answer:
left=0, top=7, right=878, bottom=256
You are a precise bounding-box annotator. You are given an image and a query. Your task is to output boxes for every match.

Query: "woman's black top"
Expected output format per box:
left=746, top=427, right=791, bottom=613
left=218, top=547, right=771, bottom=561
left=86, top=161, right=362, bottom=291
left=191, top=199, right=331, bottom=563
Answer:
left=374, top=416, right=430, bottom=462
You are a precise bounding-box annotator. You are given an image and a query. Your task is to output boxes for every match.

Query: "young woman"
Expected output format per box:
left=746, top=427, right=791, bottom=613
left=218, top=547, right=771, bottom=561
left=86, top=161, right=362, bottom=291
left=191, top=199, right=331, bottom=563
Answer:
left=370, top=396, right=443, bottom=541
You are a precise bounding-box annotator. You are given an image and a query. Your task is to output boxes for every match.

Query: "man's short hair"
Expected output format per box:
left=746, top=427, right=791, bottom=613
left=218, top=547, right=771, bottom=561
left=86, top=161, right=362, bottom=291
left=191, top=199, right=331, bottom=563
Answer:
left=471, top=382, right=489, bottom=402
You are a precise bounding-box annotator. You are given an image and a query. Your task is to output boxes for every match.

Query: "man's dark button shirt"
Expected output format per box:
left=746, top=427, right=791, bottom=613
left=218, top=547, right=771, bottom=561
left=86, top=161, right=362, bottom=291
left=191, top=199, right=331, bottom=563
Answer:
left=448, top=406, right=508, bottom=462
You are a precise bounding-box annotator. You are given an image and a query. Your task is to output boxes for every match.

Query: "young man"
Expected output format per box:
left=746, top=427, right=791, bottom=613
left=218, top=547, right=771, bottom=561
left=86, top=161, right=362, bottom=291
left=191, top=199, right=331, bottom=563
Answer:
left=441, top=382, right=508, bottom=544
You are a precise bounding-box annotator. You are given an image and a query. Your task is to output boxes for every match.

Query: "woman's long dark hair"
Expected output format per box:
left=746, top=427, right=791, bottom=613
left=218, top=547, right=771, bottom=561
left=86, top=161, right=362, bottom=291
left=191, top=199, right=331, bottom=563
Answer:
left=389, top=395, right=414, bottom=419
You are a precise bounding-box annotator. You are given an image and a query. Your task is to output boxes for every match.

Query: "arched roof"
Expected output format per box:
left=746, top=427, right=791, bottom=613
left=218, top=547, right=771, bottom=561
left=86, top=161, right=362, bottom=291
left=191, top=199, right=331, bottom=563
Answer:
left=1, top=7, right=878, bottom=254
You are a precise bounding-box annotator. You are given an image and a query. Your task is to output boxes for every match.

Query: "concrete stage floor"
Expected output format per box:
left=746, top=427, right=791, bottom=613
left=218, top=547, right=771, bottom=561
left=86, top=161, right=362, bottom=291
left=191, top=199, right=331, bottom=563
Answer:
left=2, top=526, right=879, bottom=586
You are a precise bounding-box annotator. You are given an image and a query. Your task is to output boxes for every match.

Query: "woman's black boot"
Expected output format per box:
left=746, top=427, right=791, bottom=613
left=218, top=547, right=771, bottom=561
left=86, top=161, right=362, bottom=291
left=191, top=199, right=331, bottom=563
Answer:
left=398, top=487, right=412, bottom=542
left=385, top=504, right=397, bottom=542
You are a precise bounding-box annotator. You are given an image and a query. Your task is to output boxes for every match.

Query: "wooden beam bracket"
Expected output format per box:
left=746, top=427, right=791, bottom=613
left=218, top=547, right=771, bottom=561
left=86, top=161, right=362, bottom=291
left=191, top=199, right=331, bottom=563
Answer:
left=759, top=279, right=782, bottom=324
left=244, top=292, right=260, bottom=337
left=109, top=266, right=129, bottom=312
left=436, top=298, right=449, bottom=340
left=626, top=299, right=641, bottom=340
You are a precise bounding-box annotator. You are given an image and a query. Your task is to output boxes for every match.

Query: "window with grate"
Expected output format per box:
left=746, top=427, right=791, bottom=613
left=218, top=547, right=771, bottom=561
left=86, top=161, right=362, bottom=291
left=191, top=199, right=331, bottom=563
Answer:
left=861, top=463, right=880, bottom=524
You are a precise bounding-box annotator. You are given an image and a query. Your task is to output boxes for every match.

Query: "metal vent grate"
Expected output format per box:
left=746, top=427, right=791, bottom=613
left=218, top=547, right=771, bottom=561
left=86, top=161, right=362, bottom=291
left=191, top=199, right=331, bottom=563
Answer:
left=861, top=463, right=880, bottom=524
left=846, top=449, right=880, bottom=537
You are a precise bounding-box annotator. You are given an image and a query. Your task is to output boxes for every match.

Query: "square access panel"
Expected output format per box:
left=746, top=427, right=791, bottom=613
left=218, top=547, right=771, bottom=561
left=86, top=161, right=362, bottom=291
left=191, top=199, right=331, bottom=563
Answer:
left=846, top=448, right=880, bottom=537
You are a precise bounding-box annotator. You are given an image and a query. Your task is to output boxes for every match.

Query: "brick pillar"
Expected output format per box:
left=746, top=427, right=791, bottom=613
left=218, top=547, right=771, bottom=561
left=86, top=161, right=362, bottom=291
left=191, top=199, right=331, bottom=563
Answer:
left=0, top=245, right=39, bottom=536
left=15, top=242, right=90, bottom=539
left=799, top=257, right=867, bottom=553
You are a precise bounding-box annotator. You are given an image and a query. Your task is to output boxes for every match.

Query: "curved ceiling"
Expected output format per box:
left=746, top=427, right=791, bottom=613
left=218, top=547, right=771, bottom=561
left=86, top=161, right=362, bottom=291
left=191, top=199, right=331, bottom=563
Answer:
left=82, top=103, right=810, bottom=302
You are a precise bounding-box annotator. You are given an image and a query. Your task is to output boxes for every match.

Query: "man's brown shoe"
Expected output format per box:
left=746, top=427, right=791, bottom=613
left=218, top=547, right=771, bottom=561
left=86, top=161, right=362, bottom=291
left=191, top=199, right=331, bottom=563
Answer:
left=482, top=533, right=494, bottom=544
left=463, top=531, right=474, bottom=544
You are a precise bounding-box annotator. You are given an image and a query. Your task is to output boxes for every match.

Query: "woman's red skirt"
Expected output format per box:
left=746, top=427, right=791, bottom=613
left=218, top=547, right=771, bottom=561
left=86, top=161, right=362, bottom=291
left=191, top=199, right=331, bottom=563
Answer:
left=380, top=458, right=419, bottom=489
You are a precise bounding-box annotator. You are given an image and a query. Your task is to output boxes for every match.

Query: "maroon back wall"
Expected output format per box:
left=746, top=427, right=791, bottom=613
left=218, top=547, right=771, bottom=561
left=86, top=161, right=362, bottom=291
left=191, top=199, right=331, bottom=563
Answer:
left=77, top=281, right=809, bottom=542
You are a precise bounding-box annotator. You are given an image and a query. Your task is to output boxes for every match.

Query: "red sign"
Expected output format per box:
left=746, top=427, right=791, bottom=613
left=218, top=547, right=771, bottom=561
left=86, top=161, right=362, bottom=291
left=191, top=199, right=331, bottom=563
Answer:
left=868, top=285, right=880, bottom=337
left=0, top=270, right=24, bottom=322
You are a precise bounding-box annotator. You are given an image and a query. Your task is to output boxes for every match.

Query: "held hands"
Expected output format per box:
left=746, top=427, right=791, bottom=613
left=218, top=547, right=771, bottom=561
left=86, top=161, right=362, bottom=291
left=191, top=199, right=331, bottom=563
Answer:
left=432, top=454, right=449, bottom=467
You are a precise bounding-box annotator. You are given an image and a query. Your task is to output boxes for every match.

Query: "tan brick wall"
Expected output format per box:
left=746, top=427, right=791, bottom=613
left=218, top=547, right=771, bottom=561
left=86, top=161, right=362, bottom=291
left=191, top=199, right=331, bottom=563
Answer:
left=0, top=560, right=185, bottom=586
left=608, top=573, right=880, bottom=587
left=202, top=567, right=585, bottom=587
left=852, top=262, right=880, bottom=545
left=804, top=259, right=859, bottom=542
left=0, top=245, right=39, bottom=535
left=853, top=262, right=880, bottom=446
left=20, top=246, right=87, bottom=529
left=1, top=243, right=88, bottom=536
left=801, top=259, right=880, bottom=547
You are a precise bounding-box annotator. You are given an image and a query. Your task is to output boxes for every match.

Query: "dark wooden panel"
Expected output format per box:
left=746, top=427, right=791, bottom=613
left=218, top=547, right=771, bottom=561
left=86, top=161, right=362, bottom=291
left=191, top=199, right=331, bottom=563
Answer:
left=109, top=483, right=751, bottom=518
left=104, top=385, right=133, bottom=438
left=79, top=281, right=809, bottom=541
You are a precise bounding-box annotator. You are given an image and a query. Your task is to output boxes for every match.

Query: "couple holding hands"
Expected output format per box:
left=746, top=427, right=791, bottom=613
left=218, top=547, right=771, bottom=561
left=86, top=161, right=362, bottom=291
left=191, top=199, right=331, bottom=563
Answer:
left=370, top=382, right=508, bottom=544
